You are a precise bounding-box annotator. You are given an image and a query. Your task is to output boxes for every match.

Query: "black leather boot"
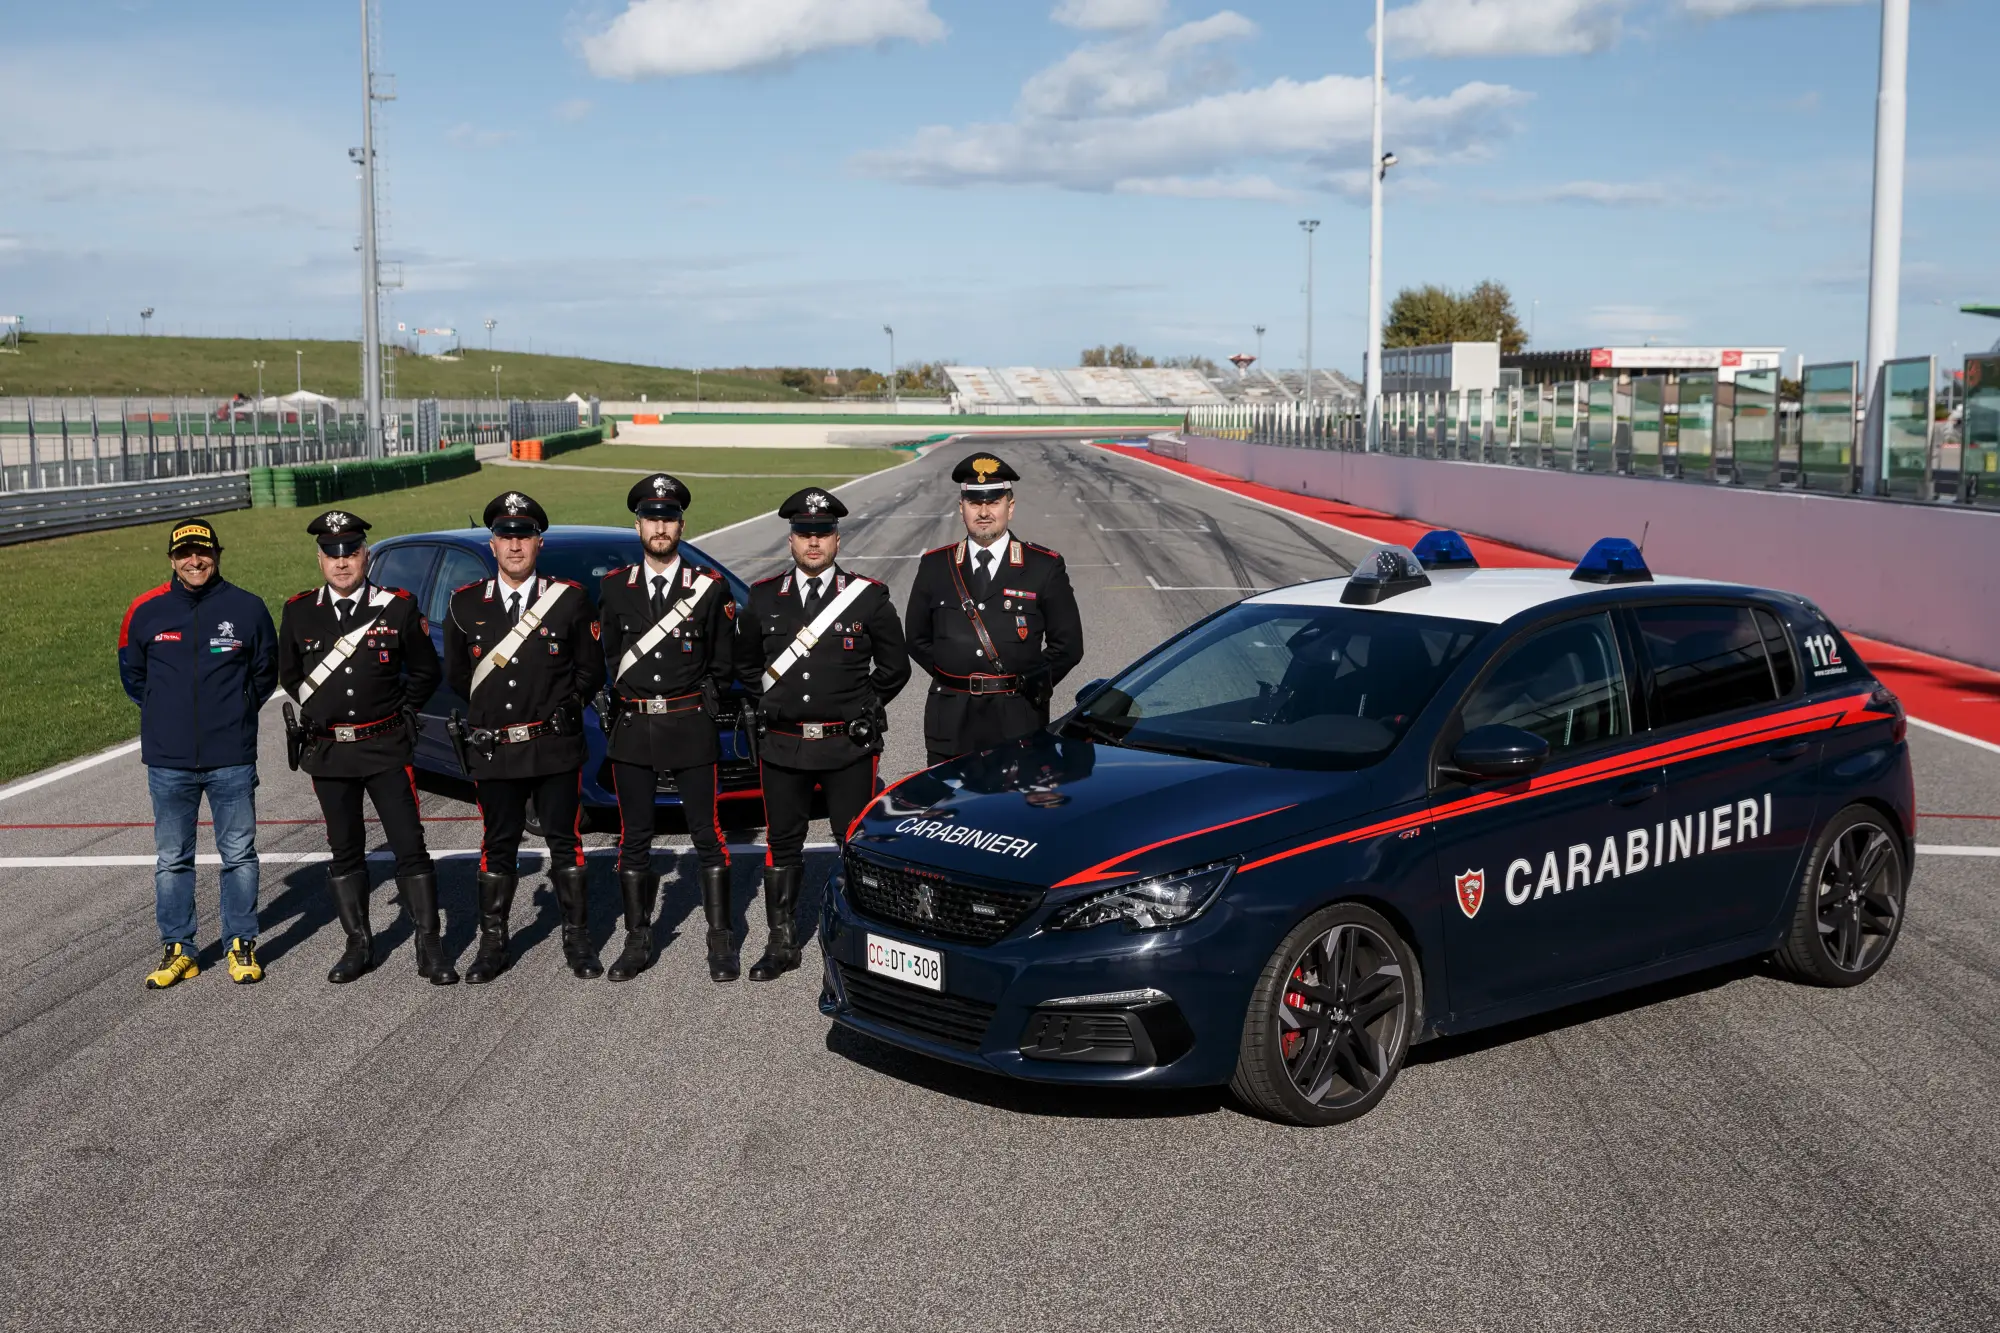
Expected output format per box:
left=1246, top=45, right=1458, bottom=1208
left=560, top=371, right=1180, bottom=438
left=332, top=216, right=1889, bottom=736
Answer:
left=400, top=871, right=458, bottom=986
left=748, top=864, right=804, bottom=981
left=550, top=865, right=602, bottom=979
left=463, top=871, right=516, bottom=985
left=701, top=864, right=738, bottom=983
left=326, top=870, right=374, bottom=984
left=607, top=869, right=657, bottom=982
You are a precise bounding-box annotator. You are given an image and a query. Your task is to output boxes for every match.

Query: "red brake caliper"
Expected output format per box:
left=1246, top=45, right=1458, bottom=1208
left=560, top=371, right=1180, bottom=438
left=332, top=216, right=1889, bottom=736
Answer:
left=1281, top=965, right=1307, bottom=1059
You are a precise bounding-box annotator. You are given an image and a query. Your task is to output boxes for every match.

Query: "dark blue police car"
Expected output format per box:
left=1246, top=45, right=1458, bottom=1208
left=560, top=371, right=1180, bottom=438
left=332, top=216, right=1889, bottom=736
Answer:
left=820, top=535, right=1914, bottom=1126
left=366, top=526, right=758, bottom=830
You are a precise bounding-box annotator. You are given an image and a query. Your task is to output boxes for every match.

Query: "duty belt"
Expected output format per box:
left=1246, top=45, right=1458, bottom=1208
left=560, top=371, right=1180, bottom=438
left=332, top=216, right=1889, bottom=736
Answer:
left=309, top=714, right=405, bottom=743
left=619, top=691, right=704, bottom=715
left=767, top=720, right=851, bottom=740
left=937, top=671, right=1021, bottom=696
left=471, top=719, right=556, bottom=747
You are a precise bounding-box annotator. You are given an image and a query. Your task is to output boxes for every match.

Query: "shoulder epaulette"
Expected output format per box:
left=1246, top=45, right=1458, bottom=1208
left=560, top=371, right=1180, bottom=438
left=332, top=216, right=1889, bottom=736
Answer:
left=285, top=589, right=315, bottom=604
left=751, top=573, right=786, bottom=587
left=554, top=577, right=585, bottom=590
left=1024, top=541, right=1062, bottom=558
left=922, top=542, right=957, bottom=557
left=604, top=564, right=630, bottom=580
left=387, top=586, right=414, bottom=600
left=451, top=578, right=485, bottom=595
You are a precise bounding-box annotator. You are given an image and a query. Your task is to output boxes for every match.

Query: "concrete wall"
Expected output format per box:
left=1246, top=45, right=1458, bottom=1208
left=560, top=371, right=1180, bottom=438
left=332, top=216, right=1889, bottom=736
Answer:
left=1179, top=435, right=2000, bottom=671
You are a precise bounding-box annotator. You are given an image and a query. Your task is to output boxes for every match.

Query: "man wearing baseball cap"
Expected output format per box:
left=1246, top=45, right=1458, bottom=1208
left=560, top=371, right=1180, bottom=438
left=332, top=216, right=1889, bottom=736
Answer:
left=117, top=518, right=279, bottom=989
left=279, top=509, right=451, bottom=985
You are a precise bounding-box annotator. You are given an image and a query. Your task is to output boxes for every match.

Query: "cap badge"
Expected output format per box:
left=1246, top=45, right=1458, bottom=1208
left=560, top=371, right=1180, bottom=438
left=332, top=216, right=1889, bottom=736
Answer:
left=325, top=512, right=350, bottom=530
left=806, top=491, right=830, bottom=510
left=652, top=476, right=670, bottom=494
left=971, top=457, right=1001, bottom=482
left=503, top=493, right=527, bottom=513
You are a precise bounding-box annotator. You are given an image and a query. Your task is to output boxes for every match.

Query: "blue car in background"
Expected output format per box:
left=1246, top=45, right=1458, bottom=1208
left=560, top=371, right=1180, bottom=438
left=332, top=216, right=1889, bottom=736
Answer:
left=821, top=535, right=1914, bottom=1126
left=367, top=525, right=760, bottom=831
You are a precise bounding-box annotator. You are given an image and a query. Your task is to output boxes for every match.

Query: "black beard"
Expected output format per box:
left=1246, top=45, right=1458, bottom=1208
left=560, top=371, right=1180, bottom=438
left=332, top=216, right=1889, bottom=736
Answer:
left=645, top=534, right=679, bottom=560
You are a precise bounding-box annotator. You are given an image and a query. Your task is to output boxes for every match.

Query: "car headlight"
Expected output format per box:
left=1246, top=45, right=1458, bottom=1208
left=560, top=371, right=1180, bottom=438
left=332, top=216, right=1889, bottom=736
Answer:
left=1049, top=862, right=1235, bottom=932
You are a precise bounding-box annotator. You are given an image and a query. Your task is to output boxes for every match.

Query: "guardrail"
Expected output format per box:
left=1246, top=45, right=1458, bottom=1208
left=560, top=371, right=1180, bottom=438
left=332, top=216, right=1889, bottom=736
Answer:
left=0, top=474, right=252, bottom=546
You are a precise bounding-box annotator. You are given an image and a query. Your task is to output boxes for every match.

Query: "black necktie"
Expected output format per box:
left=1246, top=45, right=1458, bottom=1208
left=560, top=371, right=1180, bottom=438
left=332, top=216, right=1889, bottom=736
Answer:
left=651, top=575, right=668, bottom=619
left=973, top=549, right=994, bottom=599
left=507, top=591, right=522, bottom=625
left=334, top=598, right=353, bottom=627
left=804, top=576, right=824, bottom=617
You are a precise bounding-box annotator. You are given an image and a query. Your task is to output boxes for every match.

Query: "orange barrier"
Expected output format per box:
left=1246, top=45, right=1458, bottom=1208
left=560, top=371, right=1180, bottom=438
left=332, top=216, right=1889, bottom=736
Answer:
left=510, top=438, right=544, bottom=461
left=631, top=413, right=660, bottom=425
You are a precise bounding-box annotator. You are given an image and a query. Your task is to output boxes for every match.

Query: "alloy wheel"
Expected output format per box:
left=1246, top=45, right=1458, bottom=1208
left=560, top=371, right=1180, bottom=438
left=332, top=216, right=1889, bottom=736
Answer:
left=1278, top=922, right=1409, bottom=1110
left=1816, top=823, right=1901, bottom=973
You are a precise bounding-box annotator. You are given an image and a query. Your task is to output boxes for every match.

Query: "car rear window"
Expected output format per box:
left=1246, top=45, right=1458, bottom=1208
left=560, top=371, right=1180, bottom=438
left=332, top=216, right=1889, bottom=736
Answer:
left=1634, top=604, right=1779, bottom=727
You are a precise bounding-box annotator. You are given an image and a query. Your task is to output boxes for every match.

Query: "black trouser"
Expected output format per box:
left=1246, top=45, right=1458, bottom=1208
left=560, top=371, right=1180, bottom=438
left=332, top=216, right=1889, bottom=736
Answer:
left=613, top=761, right=728, bottom=873
left=312, top=767, right=433, bottom=879
left=760, top=755, right=879, bottom=870
left=477, top=771, right=584, bottom=875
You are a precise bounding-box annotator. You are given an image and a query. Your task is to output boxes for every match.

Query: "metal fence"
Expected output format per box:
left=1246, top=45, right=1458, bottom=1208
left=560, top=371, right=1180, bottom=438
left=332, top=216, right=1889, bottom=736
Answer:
left=0, top=396, right=515, bottom=493
left=1187, top=363, right=1996, bottom=509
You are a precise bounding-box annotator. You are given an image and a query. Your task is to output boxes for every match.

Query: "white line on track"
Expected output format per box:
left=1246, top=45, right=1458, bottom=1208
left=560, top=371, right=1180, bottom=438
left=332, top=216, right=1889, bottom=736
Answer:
left=1909, top=717, right=2000, bottom=757
left=1916, top=845, right=2000, bottom=858
left=0, top=841, right=841, bottom=869
left=1145, top=574, right=1264, bottom=593
left=0, top=741, right=142, bottom=804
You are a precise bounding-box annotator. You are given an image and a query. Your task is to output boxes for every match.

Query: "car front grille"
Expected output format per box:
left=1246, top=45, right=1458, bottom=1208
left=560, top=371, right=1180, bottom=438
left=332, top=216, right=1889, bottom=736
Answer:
left=842, top=850, right=1043, bottom=945
left=836, top=963, right=997, bottom=1051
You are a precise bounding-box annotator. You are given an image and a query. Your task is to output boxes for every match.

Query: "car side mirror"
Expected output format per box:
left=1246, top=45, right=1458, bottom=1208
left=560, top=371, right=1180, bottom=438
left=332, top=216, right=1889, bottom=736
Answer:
left=1448, top=724, right=1550, bottom=781
left=1074, top=677, right=1109, bottom=706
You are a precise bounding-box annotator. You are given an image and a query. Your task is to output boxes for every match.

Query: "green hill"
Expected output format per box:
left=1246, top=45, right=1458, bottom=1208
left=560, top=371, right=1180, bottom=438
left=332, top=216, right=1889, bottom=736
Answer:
left=0, top=333, right=816, bottom=401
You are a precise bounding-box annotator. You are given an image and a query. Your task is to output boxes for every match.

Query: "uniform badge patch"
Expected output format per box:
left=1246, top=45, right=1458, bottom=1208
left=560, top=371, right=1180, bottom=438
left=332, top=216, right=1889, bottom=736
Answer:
left=1015, top=615, right=1029, bottom=640
left=590, top=621, right=601, bottom=640
left=723, top=601, right=736, bottom=620
left=154, top=630, right=182, bottom=643
left=843, top=636, right=854, bottom=650
left=419, top=617, right=430, bottom=635
left=1454, top=868, right=1486, bottom=919
left=379, top=650, right=391, bottom=663
left=471, top=645, right=482, bottom=658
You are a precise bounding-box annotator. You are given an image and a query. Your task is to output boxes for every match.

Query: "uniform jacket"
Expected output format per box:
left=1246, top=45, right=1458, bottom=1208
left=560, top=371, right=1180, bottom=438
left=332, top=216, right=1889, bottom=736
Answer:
left=118, top=576, right=279, bottom=770
left=278, top=582, right=441, bottom=779
left=598, top=555, right=735, bottom=769
left=739, top=565, right=910, bottom=771
left=904, top=535, right=1084, bottom=758
left=442, top=573, right=603, bottom=779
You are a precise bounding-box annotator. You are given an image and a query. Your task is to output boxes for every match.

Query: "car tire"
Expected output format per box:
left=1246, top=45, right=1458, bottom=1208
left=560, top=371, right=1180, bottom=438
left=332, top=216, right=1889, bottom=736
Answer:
left=1230, top=902, right=1417, bottom=1127
left=1774, top=804, right=1907, bottom=987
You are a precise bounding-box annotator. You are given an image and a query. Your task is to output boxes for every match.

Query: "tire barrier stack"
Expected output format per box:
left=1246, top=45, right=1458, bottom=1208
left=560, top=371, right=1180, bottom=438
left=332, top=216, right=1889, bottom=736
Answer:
left=508, top=426, right=603, bottom=462
left=250, top=444, right=481, bottom=509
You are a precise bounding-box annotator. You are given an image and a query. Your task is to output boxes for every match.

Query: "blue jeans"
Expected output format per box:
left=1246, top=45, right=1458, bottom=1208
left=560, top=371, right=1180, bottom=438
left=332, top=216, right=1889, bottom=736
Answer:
left=148, top=764, right=260, bottom=947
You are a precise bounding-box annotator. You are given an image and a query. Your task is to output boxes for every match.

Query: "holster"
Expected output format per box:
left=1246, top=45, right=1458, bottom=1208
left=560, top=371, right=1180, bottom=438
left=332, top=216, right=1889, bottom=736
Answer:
left=282, top=702, right=305, bottom=772
left=446, top=708, right=474, bottom=774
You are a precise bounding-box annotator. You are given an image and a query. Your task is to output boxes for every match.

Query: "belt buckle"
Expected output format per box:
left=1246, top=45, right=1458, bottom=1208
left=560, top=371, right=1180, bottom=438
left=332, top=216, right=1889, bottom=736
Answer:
left=649, top=698, right=669, bottom=714
left=507, top=724, right=532, bottom=743
left=802, top=722, right=825, bottom=740
left=333, top=725, right=357, bottom=742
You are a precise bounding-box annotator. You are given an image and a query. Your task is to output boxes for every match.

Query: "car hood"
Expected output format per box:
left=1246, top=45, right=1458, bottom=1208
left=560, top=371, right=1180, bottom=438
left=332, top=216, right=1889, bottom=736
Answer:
left=850, top=732, right=1396, bottom=895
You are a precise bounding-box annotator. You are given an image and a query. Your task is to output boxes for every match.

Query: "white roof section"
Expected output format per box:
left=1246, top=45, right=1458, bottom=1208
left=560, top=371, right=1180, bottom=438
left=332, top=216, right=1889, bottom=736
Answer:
left=1248, top=567, right=1717, bottom=625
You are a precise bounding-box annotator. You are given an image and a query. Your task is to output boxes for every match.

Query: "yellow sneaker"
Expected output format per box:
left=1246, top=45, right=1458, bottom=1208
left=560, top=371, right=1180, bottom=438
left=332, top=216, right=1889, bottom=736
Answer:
left=145, top=943, right=199, bottom=990
left=225, top=937, right=264, bottom=984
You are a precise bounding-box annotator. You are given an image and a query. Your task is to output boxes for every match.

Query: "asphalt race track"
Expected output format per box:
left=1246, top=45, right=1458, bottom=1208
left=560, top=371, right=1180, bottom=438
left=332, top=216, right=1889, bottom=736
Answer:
left=3, top=438, right=1997, bottom=1331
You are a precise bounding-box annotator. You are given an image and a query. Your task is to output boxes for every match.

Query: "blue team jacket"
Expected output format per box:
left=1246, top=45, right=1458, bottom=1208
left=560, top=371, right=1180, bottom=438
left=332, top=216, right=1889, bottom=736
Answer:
left=118, top=576, right=279, bottom=770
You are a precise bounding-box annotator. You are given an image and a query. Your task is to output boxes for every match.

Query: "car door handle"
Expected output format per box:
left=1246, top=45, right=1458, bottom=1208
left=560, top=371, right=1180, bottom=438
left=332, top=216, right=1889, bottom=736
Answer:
left=1767, top=741, right=1811, bottom=762
left=1612, top=780, right=1660, bottom=807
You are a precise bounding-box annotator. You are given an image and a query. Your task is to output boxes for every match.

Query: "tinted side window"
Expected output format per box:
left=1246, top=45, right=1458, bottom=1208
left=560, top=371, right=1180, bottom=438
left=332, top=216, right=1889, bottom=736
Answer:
left=429, top=548, right=490, bottom=625
left=1754, top=608, right=1797, bottom=695
left=1461, top=613, right=1630, bottom=755
left=1635, top=604, right=1776, bottom=727
left=368, top=543, right=436, bottom=602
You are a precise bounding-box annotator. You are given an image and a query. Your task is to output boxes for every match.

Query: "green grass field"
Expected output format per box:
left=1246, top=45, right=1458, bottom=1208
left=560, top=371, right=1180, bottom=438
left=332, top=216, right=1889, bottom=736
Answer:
left=0, top=334, right=813, bottom=402
left=0, top=448, right=911, bottom=785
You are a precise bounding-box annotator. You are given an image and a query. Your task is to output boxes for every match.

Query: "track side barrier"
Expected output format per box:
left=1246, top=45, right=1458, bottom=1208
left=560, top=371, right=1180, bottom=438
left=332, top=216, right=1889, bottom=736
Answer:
left=1169, top=433, right=2000, bottom=672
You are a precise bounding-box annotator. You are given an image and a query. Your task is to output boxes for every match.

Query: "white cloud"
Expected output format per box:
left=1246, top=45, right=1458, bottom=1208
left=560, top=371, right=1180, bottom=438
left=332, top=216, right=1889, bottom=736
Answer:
left=857, top=74, right=1526, bottom=193
left=581, top=0, right=944, bottom=80
left=1019, top=12, right=1256, bottom=118
left=1381, top=0, right=1626, bottom=58
left=1112, top=174, right=1296, bottom=201
left=554, top=98, right=593, bottom=122
left=1680, top=0, right=1865, bottom=16
left=1052, top=0, right=1169, bottom=30
left=1510, top=180, right=1671, bottom=205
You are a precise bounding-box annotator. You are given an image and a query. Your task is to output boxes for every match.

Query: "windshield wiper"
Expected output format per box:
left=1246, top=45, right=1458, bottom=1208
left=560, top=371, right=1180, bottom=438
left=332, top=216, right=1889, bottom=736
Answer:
left=1121, top=738, right=1272, bottom=768
left=1062, top=713, right=1130, bottom=747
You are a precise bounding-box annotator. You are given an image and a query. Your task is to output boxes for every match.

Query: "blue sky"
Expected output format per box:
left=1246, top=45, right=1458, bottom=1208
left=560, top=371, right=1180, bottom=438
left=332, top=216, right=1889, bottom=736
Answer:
left=3, top=0, right=1994, bottom=377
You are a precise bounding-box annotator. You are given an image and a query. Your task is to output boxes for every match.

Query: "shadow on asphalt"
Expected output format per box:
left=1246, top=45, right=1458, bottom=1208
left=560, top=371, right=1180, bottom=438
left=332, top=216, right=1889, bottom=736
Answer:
left=1407, top=955, right=1769, bottom=1066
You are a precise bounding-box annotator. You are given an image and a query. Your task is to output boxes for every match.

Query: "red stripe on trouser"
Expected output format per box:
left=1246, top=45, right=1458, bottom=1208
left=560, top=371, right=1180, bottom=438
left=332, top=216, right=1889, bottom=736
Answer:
left=709, top=764, right=729, bottom=866
left=759, top=758, right=773, bottom=867
left=475, top=786, right=489, bottom=873
left=571, top=771, right=585, bottom=867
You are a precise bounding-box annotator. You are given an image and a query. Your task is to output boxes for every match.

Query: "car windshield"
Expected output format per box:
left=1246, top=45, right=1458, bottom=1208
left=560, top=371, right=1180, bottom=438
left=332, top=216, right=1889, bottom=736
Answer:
left=533, top=539, right=748, bottom=608
left=1065, top=602, right=1487, bottom=771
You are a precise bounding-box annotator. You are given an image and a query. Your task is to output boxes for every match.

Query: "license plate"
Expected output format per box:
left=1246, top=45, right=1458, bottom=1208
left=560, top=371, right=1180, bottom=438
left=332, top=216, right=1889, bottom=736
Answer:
left=865, top=933, right=943, bottom=992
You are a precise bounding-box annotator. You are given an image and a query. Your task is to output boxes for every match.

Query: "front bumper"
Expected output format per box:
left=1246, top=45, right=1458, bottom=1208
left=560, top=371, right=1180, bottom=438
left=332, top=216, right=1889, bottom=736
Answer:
left=817, top=862, right=1254, bottom=1088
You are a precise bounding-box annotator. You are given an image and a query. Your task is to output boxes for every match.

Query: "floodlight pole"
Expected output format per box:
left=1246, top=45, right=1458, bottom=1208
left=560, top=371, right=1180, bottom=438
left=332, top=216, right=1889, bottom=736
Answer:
left=1364, top=0, right=1386, bottom=450
left=1300, top=220, right=1319, bottom=408
left=884, top=324, right=897, bottom=406
left=1859, top=0, right=1910, bottom=497
left=1255, top=325, right=1266, bottom=367
left=295, top=349, right=303, bottom=394
left=357, top=0, right=385, bottom=457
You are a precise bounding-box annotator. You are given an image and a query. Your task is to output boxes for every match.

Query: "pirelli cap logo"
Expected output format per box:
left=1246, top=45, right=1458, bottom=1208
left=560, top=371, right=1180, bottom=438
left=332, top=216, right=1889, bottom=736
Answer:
left=171, top=523, right=214, bottom=545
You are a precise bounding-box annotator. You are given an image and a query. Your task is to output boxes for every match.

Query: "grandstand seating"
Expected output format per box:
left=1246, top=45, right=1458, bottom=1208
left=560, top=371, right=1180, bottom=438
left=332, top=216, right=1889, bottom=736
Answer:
left=939, top=365, right=1359, bottom=409
left=1130, top=368, right=1225, bottom=404
left=998, top=367, right=1081, bottom=407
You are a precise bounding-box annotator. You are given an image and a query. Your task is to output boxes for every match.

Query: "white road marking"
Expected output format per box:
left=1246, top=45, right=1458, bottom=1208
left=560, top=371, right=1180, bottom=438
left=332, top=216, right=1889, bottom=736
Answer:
left=0, top=841, right=840, bottom=869
left=1145, top=574, right=1264, bottom=593
left=1909, top=717, right=2000, bottom=758
left=1097, top=523, right=1211, bottom=533
left=1915, top=845, right=2000, bottom=858
left=0, top=741, right=142, bottom=804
